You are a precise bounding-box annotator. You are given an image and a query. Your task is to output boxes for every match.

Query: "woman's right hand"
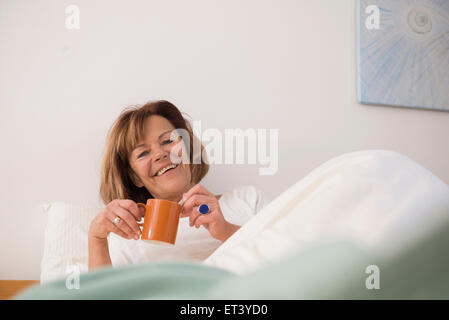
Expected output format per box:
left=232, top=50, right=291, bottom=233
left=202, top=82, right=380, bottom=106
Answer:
left=88, top=199, right=145, bottom=241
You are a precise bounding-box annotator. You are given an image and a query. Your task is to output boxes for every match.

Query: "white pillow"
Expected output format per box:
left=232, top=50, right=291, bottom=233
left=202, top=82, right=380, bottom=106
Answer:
left=203, top=150, right=449, bottom=274
left=40, top=202, right=102, bottom=283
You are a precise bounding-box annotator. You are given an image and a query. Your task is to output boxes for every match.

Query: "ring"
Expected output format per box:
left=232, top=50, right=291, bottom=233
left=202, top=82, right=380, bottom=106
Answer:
left=113, top=216, right=121, bottom=226
left=197, top=204, right=210, bottom=215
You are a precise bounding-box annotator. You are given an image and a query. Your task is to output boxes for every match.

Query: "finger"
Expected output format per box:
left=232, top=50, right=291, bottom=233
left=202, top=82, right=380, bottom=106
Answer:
left=180, top=193, right=203, bottom=218
left=181, top=184, right=213, bottom=203
left=106, top=218, right=134, bottom=240
left=119, top=200, right=144, bottom=220
left=115, top=203, right=143, bottom=236
left=180, top=210, right=189, bottom=218
left=193, top=214, right=214, bottom=229
left=181, top=194, right=211, bottom=218
left=190, top=208, right=201, bottom=227
left=107, top=214, right=135, bottom=239
left=107, top=206, right=140, bottom=238
left=190, top=205, right=215, bottom=227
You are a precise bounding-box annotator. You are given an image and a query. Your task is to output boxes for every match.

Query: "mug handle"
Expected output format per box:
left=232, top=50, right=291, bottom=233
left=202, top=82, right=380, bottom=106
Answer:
left=136, top=203, right=147, bottom=226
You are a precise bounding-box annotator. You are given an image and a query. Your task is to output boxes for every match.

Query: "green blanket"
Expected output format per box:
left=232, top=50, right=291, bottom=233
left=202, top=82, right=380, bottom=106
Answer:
left=17, top=219, right=449, bottom=299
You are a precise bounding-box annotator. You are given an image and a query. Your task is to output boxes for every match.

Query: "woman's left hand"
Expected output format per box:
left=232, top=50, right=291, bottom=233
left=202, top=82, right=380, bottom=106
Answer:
left=180, top=184, right=239, bottom=242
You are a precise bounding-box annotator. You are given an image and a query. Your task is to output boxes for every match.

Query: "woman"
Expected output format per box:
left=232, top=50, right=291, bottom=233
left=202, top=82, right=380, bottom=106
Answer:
left=88, top=100, right=267, bottom=270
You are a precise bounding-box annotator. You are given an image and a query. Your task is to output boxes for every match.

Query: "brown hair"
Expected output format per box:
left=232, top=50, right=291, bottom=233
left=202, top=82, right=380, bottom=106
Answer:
left=100, top=100, right=209, bottom=205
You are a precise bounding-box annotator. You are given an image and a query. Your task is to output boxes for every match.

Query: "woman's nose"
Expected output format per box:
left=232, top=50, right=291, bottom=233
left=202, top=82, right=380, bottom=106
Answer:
left=153, top=148, right=169, bottom=163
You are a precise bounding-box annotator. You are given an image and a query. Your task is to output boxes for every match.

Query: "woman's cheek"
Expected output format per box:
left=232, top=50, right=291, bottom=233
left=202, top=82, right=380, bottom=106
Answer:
left=138, top=164, right=151, bottom=181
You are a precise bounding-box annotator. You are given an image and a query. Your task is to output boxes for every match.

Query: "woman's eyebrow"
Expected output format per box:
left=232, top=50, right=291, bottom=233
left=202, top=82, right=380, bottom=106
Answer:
left=158, top=130, right=172, bottom=140
left=132, top=130, right=173, bottom=151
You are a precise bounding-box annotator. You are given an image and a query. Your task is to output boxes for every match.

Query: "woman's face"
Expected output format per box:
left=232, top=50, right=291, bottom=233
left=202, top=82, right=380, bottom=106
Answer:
left=128, top=115, right=193, bottom=202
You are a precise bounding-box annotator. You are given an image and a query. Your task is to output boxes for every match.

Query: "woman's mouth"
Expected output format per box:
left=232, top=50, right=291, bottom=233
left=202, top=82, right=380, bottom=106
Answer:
left=154, top=163, right=179, bottom=177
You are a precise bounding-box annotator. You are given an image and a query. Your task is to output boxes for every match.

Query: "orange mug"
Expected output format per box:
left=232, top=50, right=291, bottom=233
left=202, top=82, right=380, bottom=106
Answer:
left=137, top=199, right=182, bottom=245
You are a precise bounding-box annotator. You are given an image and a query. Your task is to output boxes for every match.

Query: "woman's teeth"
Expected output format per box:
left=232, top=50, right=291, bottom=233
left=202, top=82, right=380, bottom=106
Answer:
left=155, top=163, right=178, bottom=176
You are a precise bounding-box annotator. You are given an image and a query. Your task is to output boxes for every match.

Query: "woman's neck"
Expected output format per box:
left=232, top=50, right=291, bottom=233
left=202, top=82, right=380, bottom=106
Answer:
left=163, top=182, right=196, bottom=203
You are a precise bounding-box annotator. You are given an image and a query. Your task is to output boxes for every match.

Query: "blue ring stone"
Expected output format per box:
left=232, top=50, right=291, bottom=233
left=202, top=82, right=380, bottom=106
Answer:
left=198, top=204, right=210, bottom=214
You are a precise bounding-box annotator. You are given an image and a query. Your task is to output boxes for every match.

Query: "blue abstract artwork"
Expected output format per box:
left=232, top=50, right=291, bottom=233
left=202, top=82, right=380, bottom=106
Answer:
left=357, top=0, right=449, bottom=112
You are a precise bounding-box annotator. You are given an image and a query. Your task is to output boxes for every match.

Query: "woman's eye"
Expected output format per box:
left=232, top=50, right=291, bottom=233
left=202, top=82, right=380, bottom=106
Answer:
left=138, top=151, right=149, bottom=158
left=162, top=139, right=174, bottom=145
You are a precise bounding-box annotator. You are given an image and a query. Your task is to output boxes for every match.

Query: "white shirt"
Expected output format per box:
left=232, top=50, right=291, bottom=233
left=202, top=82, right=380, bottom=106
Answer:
left=108, top=185, right=268, bottom=267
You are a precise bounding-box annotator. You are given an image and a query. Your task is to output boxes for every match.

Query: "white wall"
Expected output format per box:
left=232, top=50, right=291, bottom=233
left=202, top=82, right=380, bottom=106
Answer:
left=1, top=0, right=448, bottom=280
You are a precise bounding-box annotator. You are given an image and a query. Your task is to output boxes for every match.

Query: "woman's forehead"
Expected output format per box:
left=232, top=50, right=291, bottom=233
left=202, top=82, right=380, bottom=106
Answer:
left=135, top=115, right=176, bottom=144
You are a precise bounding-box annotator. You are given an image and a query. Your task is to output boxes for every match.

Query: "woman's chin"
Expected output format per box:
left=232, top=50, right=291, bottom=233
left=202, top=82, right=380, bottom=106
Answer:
left=155, top=177, right=188, bottom=196
left=149, top=166, right=190, bottom=199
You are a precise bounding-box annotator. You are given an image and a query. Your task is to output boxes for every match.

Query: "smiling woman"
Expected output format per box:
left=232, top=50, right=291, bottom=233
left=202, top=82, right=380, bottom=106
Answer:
left=88, top=100, right=268, bottom=271
left=100, top=100, right=208, bottom=205
left=127, top=114, right=197, bottom=203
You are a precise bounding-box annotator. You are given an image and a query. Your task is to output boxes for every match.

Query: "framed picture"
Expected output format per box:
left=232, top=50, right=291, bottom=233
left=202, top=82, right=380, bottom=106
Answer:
left=357, top=0, right=449, bottom=112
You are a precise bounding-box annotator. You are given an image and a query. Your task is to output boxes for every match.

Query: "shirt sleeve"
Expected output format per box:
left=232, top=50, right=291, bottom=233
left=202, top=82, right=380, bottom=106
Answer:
left=255, top=187, right=269, bottom=214
left=240, top=185, right=269, bottom=215
left=219, top=185, right=268, bottom=226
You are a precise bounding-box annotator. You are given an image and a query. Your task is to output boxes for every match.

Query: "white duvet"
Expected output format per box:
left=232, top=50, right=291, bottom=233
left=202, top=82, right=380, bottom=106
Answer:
left=203, top=150, right=449, bottom=274
left=40, top=150, right=449, bottom=283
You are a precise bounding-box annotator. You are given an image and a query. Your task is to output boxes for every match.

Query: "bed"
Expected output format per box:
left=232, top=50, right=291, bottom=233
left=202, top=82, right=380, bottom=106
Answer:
left=18, top=150, right=449, bottom=299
